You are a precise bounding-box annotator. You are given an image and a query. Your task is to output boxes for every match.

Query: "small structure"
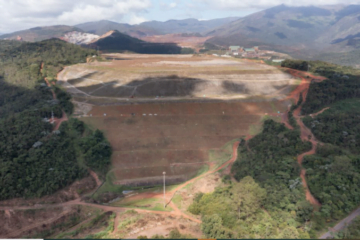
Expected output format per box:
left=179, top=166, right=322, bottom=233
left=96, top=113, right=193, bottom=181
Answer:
left=272, top=59, right=285, bottom=63
left=229, top=46, right=244, bottom=55
left=244, top=48, right=255, bottom=52
left=229, top=46, right=241, bottom=53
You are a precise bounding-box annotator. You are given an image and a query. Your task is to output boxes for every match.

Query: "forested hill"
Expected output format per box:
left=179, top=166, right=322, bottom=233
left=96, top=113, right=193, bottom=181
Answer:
left=188, top=59, right=360, bottom=239
left=0, top=39, right=96, bottom=88
left=0, top=25, right=82, bottom=42
left=0, top=39, right=111, bottom=200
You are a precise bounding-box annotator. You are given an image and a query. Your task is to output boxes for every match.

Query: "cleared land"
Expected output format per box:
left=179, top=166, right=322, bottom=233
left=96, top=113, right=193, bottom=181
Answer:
left=58, top=54, right=295, bottom=186
left=58, top=54, right=295, bottom=104
left=82, top=101, right=289, bottom=185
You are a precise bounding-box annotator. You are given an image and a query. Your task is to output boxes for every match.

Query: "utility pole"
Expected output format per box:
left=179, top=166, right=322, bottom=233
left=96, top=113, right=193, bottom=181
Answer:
left=163, top=171, right=166, bottom=208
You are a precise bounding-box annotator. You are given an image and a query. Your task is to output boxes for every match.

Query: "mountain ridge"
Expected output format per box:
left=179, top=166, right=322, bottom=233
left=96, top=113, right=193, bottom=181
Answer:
left=205, top=4, right=360, bottom=59
left=0, top=25, right=83, bottom=42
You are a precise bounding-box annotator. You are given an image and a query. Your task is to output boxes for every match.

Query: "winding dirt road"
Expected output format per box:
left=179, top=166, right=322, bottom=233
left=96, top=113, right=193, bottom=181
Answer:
left=0, top=140, right=239, bottom=237
left=320, top=207, right=360, bottom=239
left=294, top=107, right=321, bottom=208
left=282, top=68, right=360, bottom=237
left=283, top=69, right=322, bottom=208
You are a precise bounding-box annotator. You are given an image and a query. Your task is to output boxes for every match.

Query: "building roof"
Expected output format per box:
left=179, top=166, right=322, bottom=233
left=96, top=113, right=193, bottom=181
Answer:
left=272, top=59, right=285, bottom=62
left=244, top=48, right=255, bottom=52
left=229, top=46, right=240, bottom=50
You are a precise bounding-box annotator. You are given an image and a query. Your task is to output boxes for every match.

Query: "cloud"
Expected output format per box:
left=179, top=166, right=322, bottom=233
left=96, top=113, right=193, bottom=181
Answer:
left=1, top=0, right=360, bottom=33
left=160, top=1, right=179, bottom=10
left=0, top=0, right=151, bottom=33
left=129, top=14, right=148, bottom=24
left=193, top=0, right=358, bottom=10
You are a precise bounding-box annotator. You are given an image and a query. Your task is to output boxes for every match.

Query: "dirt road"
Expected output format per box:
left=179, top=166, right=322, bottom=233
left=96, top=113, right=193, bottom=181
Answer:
left=0, top=141, right=239, bottom=237
left=284, top=68, right=322, bottom=208
left=320, top=206, right=360, bottom=239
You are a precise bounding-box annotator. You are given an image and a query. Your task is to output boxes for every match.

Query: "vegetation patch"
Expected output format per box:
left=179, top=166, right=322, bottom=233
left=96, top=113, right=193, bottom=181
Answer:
left=282, top=59, right=360, bottom=114
left=0, top=39, right=111, bottom=200
left=55, top=211, right=113, bottom=239
left=111, top=197, right=172, bottom=212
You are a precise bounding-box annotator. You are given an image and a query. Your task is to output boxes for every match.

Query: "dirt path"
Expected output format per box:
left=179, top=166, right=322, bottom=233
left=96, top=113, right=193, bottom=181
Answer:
left=310, top=107, right=329, bottom=118
left=168, top=201, right=201, bottom=224
left=0, top=141, right=240, bottom=234
left=89, top=170, right=102, bottom=187
left=284, top=68, right=323, bottom=208
left=282, top=109, right=294, bottom=130
left=52, top=110, right=68, bottom=131
left=6, top=209, right=72, bottom=238
left=320, top=206, right=360, bottom=239
left=165, top=141, right=240, bottom=199
left=112, top=211, right=124, bottom=233
left=41, top=62, right=69, bottom=132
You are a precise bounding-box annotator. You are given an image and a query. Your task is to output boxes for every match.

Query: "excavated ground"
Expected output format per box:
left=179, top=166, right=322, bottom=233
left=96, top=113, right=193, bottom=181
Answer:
left=57, top=54, right=296, bottom=104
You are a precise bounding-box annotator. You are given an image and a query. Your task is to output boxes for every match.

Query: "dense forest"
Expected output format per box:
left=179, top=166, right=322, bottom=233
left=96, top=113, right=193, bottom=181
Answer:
left=333, top=215, right=360, bottom=239
left=301, top=99, right=360, bottom=220
left=188, top=60, right=360, bottom=239
left=0, top=38, right=97, bottom=87
left=281, top=59, right=360, bottom=114
left=303, top=99, right=360, bottom=152
left=187, top=120, right=313, bottom=238
left=0, top=39, right=111, bottom=200
left=188, top=176, right=311, bottom=238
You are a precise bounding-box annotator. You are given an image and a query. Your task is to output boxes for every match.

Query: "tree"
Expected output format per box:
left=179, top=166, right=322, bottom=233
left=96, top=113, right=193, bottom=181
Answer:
left=137, top=235, right=148, bottom=239
left=232, top=176, right=266, bottom=219
left=280, top=226, right=300, bottom=239
left=201, top=214, right=234, bottom=239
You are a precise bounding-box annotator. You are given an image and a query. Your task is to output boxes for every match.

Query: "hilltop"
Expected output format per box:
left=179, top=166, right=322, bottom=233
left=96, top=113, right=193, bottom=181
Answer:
left=138, top=17, right=239, bottom=35
left=86, top=30, right=182, bottom=54
left=75, top=20, right=160, bottom=38
left=205, top=4, right=360, bottom=64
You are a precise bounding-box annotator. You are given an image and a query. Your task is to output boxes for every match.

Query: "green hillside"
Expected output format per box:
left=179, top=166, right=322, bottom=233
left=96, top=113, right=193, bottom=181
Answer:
left=0, top=25, right=82, bottom=42
left=0, top=39, right=111, bottom=200
left=189, top=60, right=360, bottom=238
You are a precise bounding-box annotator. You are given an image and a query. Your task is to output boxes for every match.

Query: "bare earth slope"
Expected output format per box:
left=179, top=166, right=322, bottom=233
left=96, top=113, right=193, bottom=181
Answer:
left=58, top=54, right=295, bottom=103
left=58, top=54, right=294, bottom=186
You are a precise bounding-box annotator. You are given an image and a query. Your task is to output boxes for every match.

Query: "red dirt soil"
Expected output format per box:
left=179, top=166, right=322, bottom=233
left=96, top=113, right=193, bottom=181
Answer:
left=89, top=170, right=102, bottom=187
left=284, top=68, right=327, bottom=208
left=0, top=141, right=240, bottom=233
left=310, top=107, right=330, bottom=118
left=83, top=101, right=287, bottom=184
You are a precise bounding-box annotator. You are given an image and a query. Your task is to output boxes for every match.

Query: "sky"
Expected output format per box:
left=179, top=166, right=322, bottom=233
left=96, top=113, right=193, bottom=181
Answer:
left=0, top=0, right=356, bottom=33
